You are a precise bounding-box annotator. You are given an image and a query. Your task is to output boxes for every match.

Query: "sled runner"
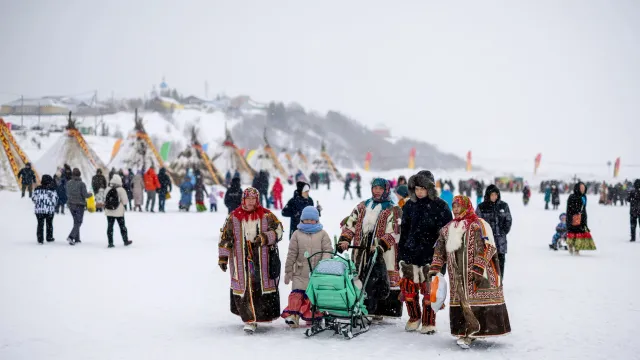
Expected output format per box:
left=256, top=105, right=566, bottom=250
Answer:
left=303, top=246, right=377, bottom=339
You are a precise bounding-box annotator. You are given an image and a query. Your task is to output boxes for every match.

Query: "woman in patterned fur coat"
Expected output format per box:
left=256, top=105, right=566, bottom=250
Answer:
left=428, top=195, right=510, bottom=349
left=218, top=187, right=284, bottom=334
left=338, top=178, right=403, bottom=320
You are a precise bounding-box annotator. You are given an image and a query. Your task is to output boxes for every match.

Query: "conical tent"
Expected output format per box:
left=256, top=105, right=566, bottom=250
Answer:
left=311, top=141, right=344, bottom=182
left=36, top=112, right=107, bottom=186
left=168, top=127, right=223, bottom=185
left=291, top=149, right=310, bottom=176
left=0, top=118, right=39, bottom=191
left=108, top=109, right=164, bottom=173
left=211, top=125, right=255, bottom=184
left=246, top=128, right=288, bottom=180
left=278, top=149, right=296, bottom=177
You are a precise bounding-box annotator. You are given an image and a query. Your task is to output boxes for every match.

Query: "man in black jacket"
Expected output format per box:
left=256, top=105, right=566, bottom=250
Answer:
left=629, top=179, right=640, bottom=242
left=476, top=185, right=512, bottom=279
left=18, top=163, right=36, bottom=198
left=398, top=170, right=452, bottom=334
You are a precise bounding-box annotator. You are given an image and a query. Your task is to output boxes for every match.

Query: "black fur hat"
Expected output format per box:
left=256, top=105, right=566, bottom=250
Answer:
left=408, top=173, right=438, bottom=202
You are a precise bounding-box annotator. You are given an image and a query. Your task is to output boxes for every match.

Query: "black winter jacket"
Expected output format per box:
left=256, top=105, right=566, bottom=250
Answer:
left=282, top=182, right=315, bottom=238
left=91, top=174, right=107, bottom=194
left=157, top=169, right=172, bottom=196
left=566, top=182, right=588, bottom=233
left=399, top=195, right=452, bottom=266
left=224, top=178, right=243, bottom=212
left=476, top=185, right=512, bottom=254
left=18, top=167, right=36, bottom=185
left=628, top=180, right=640, bottom=216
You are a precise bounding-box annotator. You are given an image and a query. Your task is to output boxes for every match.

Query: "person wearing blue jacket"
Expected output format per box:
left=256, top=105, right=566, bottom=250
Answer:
left=549, top=213, right=568, bottom=250
left=179, top=175, right=195, bottom=211
left=544, top=185, right=552, bottom=210
left=439, top=183, right=454, bottom=211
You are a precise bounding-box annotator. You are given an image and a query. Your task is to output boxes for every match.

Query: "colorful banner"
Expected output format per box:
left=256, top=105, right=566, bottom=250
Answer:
left=614, top=157, right=620, bottom=178
left=408, top=148, right=416, bottom=169
left=246, top=149, right=256, bottom=162
left=466, top=151, right=472, bottom=172
left=534, top=153, right=542, bottom=175
left=111, top=139, right=123, bottom=161
left=364, top=152, right=372, bottom=171
left=160, top=142, right=171, bottom=162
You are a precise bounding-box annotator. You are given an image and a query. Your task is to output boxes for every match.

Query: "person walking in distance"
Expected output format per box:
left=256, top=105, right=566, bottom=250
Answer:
left=32, top=174, right=58, bottom=244
left=65, top=168, right=92, bottom=245
left=476, top=185, right=512, bottom=279
left=144, top=165, right=161, bottom=212
left=18, top=162, right=36, bottom=198
left=104, top=174, right=133, bottom=248
left=91, top=169, right=107, bottom=212
left=156, top=167, right=172, bottom=213
left=343, top=175, right=354, bottom=200
left=629, top=180, right=640, bottom=242
left=272, top=177, right=284, bottom=210
left=565, top=182, right=597, bottom=254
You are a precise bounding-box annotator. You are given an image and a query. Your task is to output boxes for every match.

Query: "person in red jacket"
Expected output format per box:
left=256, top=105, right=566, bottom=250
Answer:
left=272, top=177, right=284, bottom=210
left=143, top=165, right=161, bottom=213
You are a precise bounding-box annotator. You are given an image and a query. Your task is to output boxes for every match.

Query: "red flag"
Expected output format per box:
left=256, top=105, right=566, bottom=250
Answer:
left=534, top=153, right=542, bottom=174
left=364, top=152, right=372, bottom=171
left=408, top=148, right=416, bottom=169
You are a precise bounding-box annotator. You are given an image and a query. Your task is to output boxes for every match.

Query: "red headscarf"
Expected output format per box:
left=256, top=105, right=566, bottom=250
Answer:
left=452, top=195, right=479, bottom=225
left=232, top=187, right=267, bottom=222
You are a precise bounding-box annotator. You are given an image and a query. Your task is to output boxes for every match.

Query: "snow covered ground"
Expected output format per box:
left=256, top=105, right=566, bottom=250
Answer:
left=0, top=181, right=639, bottom=360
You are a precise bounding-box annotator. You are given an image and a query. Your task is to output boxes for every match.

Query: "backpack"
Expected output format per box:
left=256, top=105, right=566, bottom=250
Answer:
left=105, top=188, right=120, bottom=210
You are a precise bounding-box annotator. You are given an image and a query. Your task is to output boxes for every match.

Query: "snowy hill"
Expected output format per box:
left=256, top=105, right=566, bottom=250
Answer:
left=3, top=105, right=467, bottom=174
left=4, top=109, right=634, bottom=182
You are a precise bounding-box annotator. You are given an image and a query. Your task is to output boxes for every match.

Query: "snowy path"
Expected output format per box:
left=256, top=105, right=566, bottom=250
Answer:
left=1, top=186, right=638, bottom=360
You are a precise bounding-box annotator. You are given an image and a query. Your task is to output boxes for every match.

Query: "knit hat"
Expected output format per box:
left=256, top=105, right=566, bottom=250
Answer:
left=302, top=184, right=310, bottom=193
left=559, top=213, right=566, bottom=220
left=396, top=184, right=409, bottom=198
left=300, top=206, right=319, bottom=221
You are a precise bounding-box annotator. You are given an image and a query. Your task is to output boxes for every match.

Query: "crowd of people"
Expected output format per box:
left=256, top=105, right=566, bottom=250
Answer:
left=17, top=159, right=640, bottom=348
left=26, top=164, right=134, bottom=247
left=217, top=169, right=513, bottom=349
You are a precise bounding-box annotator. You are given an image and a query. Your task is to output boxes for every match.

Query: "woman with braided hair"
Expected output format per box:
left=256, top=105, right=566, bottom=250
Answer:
left=218, top=187, right=284, bottom=334
left=428, top=195, right=511, bottom=349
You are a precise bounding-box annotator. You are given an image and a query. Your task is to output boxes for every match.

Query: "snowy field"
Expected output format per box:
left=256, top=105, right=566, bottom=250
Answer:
left=1, top=182, right=639, bottom=360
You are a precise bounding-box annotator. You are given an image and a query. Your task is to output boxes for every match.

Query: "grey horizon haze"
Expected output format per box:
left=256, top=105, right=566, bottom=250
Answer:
left=1, top=0, right=639, bottom=174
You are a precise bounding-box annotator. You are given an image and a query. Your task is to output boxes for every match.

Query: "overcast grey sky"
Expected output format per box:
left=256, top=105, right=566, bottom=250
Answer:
left=1, top=0, right=639, bottom=172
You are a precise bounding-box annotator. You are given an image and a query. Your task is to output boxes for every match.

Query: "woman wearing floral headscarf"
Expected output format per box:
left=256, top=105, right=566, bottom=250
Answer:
left=218, top=187, right=285, bottom=334
left=338, top=178, right=403, bottom=320
left=428, top=196, right=510, bottom=349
